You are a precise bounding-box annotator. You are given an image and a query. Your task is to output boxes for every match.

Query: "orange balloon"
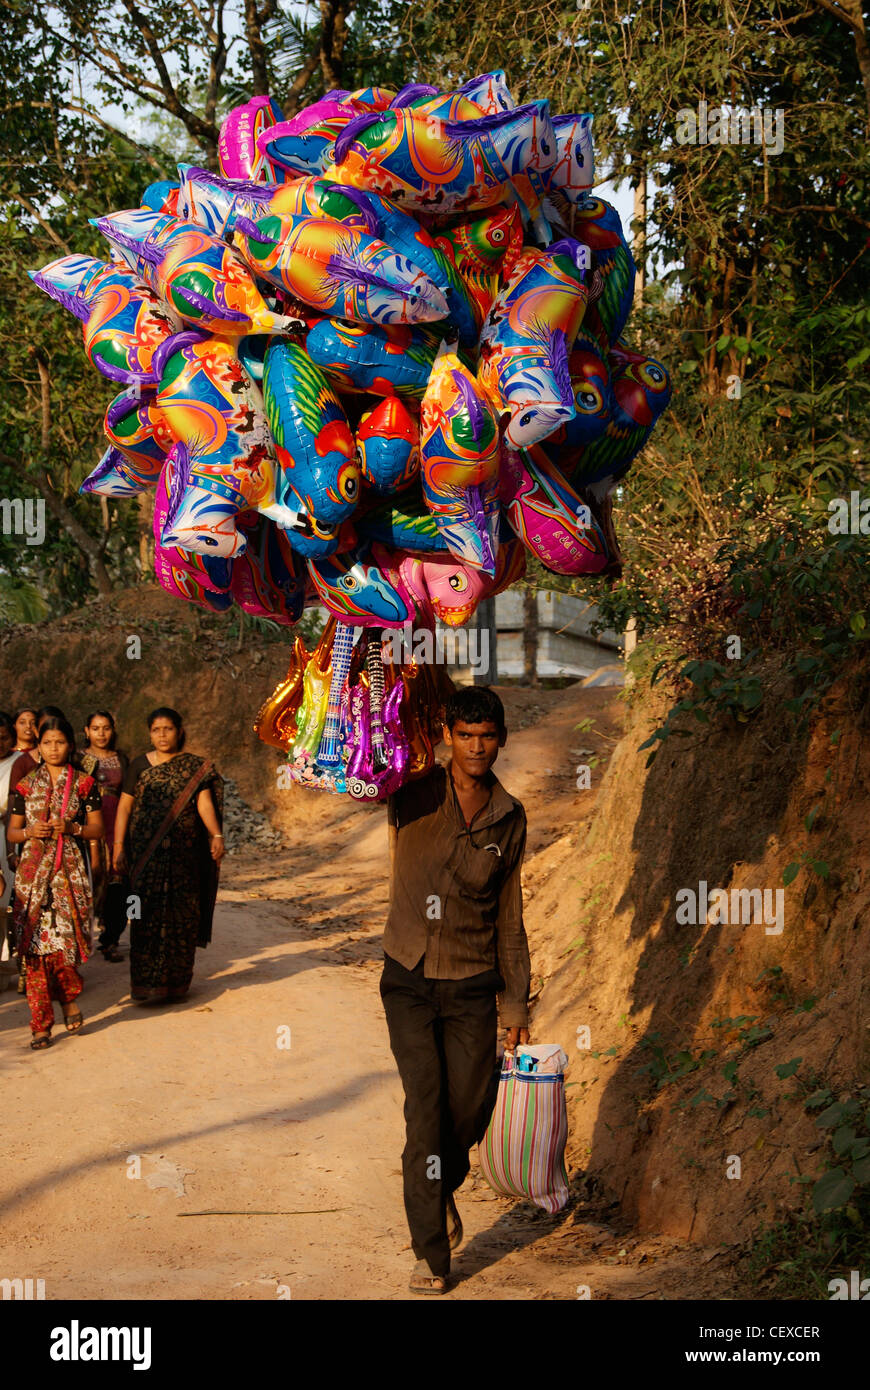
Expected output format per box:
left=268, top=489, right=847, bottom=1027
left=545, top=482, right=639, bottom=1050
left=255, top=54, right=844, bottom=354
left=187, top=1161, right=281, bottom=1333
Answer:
left=254, top=634, right=309, bottom=750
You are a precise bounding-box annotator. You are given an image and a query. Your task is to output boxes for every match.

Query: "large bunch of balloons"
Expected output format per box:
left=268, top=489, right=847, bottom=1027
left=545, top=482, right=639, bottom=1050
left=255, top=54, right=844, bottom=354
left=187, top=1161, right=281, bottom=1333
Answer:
left=30, top=73, right=670, bottom=798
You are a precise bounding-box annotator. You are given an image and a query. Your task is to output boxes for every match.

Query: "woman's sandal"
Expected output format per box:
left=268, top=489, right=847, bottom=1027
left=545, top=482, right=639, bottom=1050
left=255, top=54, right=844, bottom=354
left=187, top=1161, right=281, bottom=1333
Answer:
left=408, top=1259, right=448, bottom=1295
left=30, top=1033, right=52, bottom=1050
left=447, top=1194, right=463, bottom=1251
left=63, top=1009, right=84, bottom=1034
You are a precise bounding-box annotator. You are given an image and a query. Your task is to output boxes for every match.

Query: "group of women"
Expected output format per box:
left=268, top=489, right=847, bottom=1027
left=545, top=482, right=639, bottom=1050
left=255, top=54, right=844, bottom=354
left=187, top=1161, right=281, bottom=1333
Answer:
left=0, top=705, right=224, bottom=1048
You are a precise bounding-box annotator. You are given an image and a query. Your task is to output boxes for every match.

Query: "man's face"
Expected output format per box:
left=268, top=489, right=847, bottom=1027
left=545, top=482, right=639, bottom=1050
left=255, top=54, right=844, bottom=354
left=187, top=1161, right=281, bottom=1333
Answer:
left=443, top=719, right=505, bottom=778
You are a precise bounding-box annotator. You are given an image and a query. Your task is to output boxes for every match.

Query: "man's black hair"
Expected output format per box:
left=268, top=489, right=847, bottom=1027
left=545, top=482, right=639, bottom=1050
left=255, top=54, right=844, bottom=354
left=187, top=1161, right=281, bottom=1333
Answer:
left=444, top=685, right=506, bottom=737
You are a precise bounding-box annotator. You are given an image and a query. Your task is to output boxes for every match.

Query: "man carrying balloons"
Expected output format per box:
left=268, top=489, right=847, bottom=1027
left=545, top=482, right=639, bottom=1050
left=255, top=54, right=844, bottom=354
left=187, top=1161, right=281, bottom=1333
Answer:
left=380, top=685, right=530, bottom=1295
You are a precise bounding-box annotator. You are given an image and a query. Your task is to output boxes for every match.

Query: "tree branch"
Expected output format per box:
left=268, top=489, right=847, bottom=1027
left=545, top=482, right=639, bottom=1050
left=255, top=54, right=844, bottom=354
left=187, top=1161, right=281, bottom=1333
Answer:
left=12, top=193, right=71, bottom=254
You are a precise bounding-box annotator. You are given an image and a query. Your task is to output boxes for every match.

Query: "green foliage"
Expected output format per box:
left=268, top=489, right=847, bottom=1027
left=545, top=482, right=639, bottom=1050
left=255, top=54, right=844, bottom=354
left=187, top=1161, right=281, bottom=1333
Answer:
left=748, top=1083, right=870, bottom=1298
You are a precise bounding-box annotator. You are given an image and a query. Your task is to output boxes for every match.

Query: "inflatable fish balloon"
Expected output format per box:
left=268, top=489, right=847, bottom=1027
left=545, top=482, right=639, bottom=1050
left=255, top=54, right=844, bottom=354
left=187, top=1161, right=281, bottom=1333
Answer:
left=153, top=551, right=235, bottom=613
left=420, top=346, right=501, bottom=573
left=141, top=180, right=180, bottom=216
left=346, top=87, right=397, bottom=112
left=305, top=317, right=440, bottom=399
left=101, top=386, right=171, bottom=488
left=231, top=512, right=306, bottom=625
left=233, top=211, right=448, bottom=327
left=567, top=345, right=672, bottom=496
left=356, top=396, right=419, bottom=493
left=500, top=444, right=611, bottom=575
left=152, top=458, right=234, bottom=594
left=257, top=100, right=361, bottom=178
left=81, top=446, right=151, bottom=499
left=29, top=254, right=183, bottom=386
left=329, top=101, right=555, bottom=220
left=433, top=205, right=524, bottom=328
left=219, top=94, right=287, bottom=183
left=478, top=238, right=590, bottom=448
left=354, top=491, right=448, bottom=554
left=396, top=540, right=525, bottom=628
left=306, top=546, right=413, bottom=627
left=154, top=334, right=303, bottom=555
left=547, top=331, right=614, bottom=456
left=93, top=208, right=297, bottom=336
left=263, top=340, right=360, bottom=524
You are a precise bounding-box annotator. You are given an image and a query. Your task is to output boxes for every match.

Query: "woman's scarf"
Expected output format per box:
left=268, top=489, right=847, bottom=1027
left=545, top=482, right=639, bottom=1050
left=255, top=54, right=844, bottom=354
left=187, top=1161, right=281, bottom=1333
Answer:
left=12, top=762, right=94, bottom=961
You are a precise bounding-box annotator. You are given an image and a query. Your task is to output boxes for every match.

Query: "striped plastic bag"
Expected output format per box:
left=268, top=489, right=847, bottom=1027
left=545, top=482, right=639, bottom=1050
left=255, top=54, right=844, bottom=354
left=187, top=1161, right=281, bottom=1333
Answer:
left=477, top=1045, right=570, bottom=1213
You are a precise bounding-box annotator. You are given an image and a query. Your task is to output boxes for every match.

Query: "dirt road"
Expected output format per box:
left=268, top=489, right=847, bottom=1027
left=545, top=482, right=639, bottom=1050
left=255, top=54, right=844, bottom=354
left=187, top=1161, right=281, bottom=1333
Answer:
left=0, top=688, right=733, bottom=1300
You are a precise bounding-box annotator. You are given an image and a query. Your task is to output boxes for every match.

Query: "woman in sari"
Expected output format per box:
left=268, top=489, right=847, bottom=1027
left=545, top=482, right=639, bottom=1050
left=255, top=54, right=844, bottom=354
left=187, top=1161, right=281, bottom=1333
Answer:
left=81, top=710, right=129, bottom=962
left=0, top=714, right=17, bottom=976
left=113, top=708, right=224, bottom=1004
left=6, top=717, right=104, bottom=1048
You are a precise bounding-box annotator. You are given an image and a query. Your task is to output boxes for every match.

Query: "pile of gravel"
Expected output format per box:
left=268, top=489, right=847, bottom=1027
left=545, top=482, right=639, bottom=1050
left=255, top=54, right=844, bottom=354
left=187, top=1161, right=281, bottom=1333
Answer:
left=220, top=777, right=283, bottom=852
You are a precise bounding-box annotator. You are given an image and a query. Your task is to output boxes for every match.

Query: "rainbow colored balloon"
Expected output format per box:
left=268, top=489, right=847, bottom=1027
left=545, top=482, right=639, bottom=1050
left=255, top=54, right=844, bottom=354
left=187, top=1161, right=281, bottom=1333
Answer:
left=478, top=238, right=590, bottom=448
left=420, top=347, right=501, bottom=573
left=94, top=208, right=296, bottom=336
left=33, top=71, right=670, bottom=803
left=155, top=333, right=302, bottom=555
left=233, top=211, right=449, bottom=327
left=29, top=254, right=183, bottom=386
left=328, top=101, right=555, bottom=220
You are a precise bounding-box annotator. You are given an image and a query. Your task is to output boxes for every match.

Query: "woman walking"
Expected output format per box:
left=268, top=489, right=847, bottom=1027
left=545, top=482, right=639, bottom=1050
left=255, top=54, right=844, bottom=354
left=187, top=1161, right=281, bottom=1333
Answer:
left=113, top=708, right=224, bottom=1004
left=0, top=714, right=17, bottom=979
left=81, top=711, right=129, bottom=962
left=6, top=717, right=103, bottom=1049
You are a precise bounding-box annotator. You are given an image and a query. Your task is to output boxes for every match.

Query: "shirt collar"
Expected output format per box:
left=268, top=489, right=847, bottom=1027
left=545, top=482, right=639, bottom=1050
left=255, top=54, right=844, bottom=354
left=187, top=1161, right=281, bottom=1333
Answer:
left=439, top=759, right=518, bottom=831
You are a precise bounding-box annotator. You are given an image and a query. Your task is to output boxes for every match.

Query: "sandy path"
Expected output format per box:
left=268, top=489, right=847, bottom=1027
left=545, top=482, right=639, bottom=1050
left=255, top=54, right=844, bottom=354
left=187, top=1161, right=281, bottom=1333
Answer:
left=0, top=688, right=732, bottom=1300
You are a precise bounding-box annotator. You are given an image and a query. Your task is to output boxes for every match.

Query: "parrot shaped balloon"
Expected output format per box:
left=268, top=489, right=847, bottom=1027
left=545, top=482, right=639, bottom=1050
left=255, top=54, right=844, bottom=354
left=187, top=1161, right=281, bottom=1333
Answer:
left=263, top=340, right=361, bottom=525
left=564, top=344, right=672, bottom=497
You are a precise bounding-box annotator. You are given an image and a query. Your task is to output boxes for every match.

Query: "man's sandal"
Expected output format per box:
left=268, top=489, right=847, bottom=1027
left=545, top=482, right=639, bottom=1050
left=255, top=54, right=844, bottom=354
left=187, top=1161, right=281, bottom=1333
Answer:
left=447, top=1194, right=463, bottom=1251
left=30, top=1033, right=52, bottom=1050
left=409, top=1259, right=448, bottom=1295
left=63, top=1009, right=84, bottom=1034
left=101, top=947, right=124, bottom=962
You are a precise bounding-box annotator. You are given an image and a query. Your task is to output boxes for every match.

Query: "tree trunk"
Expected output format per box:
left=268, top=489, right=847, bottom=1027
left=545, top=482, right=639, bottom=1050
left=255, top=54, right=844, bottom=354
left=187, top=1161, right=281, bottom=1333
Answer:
left=522, top=588, right=539, bottom=685
left=138, top=492, right=154, bottom=575
left=632, top=166, right=647, bottom=306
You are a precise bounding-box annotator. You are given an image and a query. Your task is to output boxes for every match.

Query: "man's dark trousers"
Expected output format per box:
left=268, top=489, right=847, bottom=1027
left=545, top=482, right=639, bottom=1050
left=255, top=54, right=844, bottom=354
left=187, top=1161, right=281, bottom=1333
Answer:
left=380, top=951, right=502, bottom=1277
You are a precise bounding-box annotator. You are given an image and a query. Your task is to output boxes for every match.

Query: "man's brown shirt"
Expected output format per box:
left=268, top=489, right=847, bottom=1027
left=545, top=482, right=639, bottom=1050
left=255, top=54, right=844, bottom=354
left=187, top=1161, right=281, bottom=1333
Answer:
left=385, top=762, right=530, bottom=1027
